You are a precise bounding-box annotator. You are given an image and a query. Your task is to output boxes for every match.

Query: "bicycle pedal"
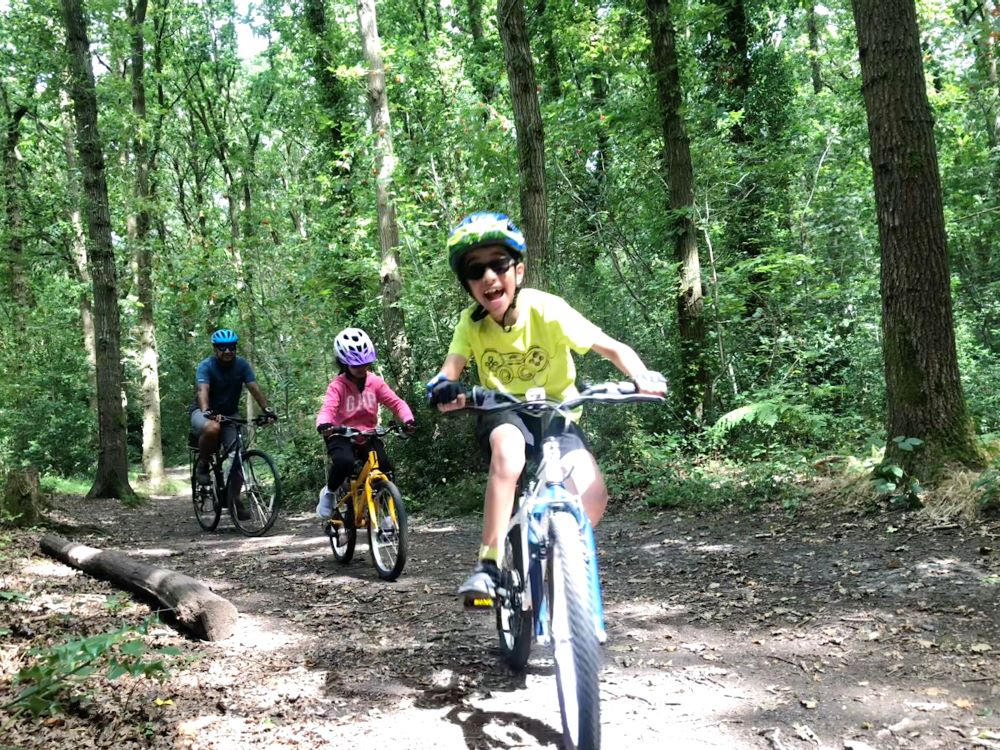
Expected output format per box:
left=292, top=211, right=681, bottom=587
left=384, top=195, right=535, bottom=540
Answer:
left=463, top=593, right=495, bottom=610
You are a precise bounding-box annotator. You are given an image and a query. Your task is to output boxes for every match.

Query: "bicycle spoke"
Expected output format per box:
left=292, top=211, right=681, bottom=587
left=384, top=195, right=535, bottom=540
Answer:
left=367, top=479, right=407, bottom=581
left=230, top=450, right=281, bottom=536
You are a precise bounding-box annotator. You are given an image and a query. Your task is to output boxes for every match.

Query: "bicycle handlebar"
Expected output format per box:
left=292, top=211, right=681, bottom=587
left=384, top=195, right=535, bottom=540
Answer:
left=216, top=414, right=277, bottom=427
left=322, top=422, right=410, bottom=440
left=457, top=380, right=665, bottom=417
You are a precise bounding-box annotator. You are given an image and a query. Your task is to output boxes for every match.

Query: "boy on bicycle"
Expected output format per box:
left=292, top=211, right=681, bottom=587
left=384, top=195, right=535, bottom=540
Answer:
left=427, top=211, right=666, bottom=600
left=315, top=327, right=416, bottom=519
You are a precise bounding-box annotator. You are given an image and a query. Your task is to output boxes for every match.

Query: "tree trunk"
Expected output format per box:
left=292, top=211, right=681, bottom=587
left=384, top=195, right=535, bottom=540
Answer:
left=3, top=97, right=30, bottom=324
left=851, top=0, right=983, bottom=474
left=61, top=90, right=98, bottom=409
left=498, top=0, right=549, bottom=288
left=2, top=468, right=44, bottom=527
left=303, top=0, right=349, bottom=157
left=357, top=0, right=413, bottom=396
left=128, top=0, right=165, bottom=488
left=806, top=2, right=823, bottom=94
left=646, top=0, right=710, bottom=427
left=465, top=0, right=497, bottom=105
left=61, top=0, right=135, bottom=501
left=533, top=0, right=562, bottom=100
left=40, top=534, right=238, bottom=641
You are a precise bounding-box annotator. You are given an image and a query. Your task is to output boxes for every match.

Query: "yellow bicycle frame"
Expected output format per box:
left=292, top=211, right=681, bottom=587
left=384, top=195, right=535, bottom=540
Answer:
left=333, top=442, right=395, bottom=530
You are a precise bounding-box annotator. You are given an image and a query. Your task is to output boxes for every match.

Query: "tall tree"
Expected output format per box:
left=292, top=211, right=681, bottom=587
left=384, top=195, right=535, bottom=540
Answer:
left=464, top=0, right=498, bottom=105
left=646, top=0, right=710, bottom=426
left=62, top=0, right=135, bottom=499
left=497, top=0, right=548, bottom=288
left=851, top=0, right=983, bottom=474
left=61, top=90, right=98, bottom=409
left=357, top=0, right=412, bottom=394
left=805, top=1, right=823, bottom=94
left=128, top=0, right=165, bottom=487
left=1, top=88, right=30, bottom=326
left=533, top=0, right=562, bottom=100
left=303, top=0, right=350, bottom=158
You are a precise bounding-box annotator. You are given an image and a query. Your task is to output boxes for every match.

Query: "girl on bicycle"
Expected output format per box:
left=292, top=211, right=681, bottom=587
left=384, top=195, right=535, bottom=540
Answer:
left=426, top=211, right=666, bottom=599
left=315, top=327, right=416, bottom=518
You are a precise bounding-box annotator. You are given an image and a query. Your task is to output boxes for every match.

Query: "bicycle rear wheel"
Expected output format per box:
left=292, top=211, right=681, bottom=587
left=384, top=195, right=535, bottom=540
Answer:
left=328, top=495, right=356, bottom=563
left=230, top=449, right=281, bottom=536
left=191, top=455, right=221, bottom=532
left=497, top=523, right=533, bottom=670
left=367, top=479, right=407, bottom=581
left=548, top=510, right=601, bottom=750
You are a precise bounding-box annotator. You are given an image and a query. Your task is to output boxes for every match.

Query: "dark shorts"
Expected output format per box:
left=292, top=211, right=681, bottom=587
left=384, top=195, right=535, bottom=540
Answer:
left=190, top=409, right=239, bottom=450
left=475, top=411, right=590, bottom=464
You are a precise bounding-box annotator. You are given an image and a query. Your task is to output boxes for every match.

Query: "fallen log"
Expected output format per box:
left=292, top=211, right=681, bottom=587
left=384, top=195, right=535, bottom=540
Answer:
left=39, top=533, right=238, bottom=642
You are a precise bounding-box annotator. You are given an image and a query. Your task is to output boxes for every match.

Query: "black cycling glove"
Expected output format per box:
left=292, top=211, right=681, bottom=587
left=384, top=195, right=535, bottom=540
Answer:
left=428, top=380, right=463, bottom=406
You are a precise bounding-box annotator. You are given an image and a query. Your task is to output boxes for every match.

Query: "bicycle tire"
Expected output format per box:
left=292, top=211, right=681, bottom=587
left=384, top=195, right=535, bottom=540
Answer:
left=367, top=479, right=407, bottom=581
left=497, top=523, right=533, bottom=670
left=328, top=495, right=356, bottom=563
left=230, top=449, right=281, bottom=536
left=191, top=455, right=221, bottom=532
left=548, top=510, right=602, bottom=750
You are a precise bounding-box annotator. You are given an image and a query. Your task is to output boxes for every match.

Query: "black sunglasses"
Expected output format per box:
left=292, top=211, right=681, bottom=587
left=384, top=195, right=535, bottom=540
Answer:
left=461, top=256, right=517, bottom=281
left=214, top=344, right=237, bottom=353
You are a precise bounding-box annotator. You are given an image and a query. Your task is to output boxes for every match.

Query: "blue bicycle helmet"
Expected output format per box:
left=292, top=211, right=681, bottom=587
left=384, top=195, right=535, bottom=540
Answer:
left=447, top=211, right=526, bottom=274
left=211, top=329, right=239, bottom=345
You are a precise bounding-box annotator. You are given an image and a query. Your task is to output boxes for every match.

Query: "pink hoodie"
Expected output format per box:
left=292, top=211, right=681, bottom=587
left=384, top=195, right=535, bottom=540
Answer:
left=315, top=372, right=414, bottom=431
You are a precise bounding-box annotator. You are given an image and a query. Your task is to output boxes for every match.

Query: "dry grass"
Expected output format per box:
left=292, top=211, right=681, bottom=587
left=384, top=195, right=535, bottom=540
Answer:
left=918, top=467, right=987, bottom=525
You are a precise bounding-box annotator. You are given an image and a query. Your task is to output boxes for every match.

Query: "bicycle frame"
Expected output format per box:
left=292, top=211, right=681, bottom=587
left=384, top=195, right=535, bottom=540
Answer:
left=505, top=422, right=605, bottom=645
left=344, top=443, right=391, bottom=529
left=327, top=426, right=402, bottom=531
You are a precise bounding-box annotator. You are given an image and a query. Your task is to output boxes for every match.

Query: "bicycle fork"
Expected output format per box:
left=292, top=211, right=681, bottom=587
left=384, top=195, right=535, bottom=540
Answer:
left=530, top=512, right=606, bottom=645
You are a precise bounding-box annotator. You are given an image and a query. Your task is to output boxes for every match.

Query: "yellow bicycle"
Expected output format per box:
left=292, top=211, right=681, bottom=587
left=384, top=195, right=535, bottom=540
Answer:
left=323, top=424, right=408, bottom=581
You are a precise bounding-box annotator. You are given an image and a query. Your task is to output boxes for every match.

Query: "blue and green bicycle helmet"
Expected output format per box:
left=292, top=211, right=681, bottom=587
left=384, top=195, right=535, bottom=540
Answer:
left=211, top=329, right=239, bottom=345
left=447, top=211, right=526, bottom=274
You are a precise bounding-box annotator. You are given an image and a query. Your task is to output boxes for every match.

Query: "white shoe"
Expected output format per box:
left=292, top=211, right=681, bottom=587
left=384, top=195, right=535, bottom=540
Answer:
left=316, top=486, right=334, bottom=519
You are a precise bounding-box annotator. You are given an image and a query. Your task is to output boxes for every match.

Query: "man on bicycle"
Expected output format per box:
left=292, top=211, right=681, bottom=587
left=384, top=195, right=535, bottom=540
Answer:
left=189, top=329, right=276, bottom=511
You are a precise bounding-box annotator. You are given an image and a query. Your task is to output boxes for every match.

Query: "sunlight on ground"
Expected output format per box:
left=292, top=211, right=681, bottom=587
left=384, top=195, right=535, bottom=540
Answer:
left=420, top=524, right=459, bottom=533
left=129, top=547, right=182, bottom=558
left=227, top=613, right=307, bottom=651
left=19, top=559, right=78, bottom=578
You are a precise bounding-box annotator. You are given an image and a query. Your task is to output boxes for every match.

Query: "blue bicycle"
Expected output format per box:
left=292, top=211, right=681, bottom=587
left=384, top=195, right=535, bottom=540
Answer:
left=453, top=381, right=663, bottom=750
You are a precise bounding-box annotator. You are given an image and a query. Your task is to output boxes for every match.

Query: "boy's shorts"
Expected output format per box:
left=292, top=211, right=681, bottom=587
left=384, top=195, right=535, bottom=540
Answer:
left=475, top=411, right=590, bottom=463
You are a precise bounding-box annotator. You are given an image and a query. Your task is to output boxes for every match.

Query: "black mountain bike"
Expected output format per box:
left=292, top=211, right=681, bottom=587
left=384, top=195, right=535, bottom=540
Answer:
left=189, top=415, right=281, bottom=536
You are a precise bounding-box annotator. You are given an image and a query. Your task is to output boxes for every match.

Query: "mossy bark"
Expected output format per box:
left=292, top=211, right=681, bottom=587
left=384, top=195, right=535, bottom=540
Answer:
left=853, top=0, right=984, bottom=478
left=2, top=467, right=44, bottom=527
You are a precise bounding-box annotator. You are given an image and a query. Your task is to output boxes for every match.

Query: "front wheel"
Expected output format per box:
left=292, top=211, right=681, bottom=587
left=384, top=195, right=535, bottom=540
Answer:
left=367, top=479, right=407, bottom=581
left=497, top=523, right=533, bottom=670
left=191, top=454, right=221, bottom=532
left=230, top=450, right=282, bottom=536
left=548, top=510, right=601, bottom=750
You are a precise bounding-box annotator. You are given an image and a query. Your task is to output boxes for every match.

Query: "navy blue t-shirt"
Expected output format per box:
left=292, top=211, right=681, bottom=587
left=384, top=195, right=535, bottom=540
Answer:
left=189, top=356, right=256, bottom=415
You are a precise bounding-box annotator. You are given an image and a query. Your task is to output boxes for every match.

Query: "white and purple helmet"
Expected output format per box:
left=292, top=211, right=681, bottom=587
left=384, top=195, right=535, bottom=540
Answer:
left=334, top=327, right=377, bottom=366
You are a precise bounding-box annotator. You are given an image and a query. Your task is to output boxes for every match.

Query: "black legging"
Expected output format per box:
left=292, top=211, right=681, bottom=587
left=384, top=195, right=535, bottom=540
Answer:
left=326, top=435, right=393, bottom=491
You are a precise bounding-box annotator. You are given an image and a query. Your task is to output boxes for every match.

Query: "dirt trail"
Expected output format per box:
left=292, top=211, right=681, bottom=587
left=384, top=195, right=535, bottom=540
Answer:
left=3, top=473, right=1000, bottom=750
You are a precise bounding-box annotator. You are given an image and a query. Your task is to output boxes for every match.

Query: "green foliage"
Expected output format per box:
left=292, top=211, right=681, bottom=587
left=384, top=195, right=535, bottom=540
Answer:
left=0, top=0, right=997, bottom=507
left=974, top=457, right=1000, bottom=514
left=860, top=437, right=926, bottom=510
left=3, top=618, right=178, bottom=722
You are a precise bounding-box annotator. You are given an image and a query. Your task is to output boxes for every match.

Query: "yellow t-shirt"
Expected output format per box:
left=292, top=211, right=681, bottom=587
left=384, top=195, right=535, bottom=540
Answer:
left=447, top=288, right=604, bottom=403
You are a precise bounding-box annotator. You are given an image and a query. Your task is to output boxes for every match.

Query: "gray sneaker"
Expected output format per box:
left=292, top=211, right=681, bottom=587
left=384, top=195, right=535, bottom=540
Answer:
left=458, top=560, right=500, bottom=607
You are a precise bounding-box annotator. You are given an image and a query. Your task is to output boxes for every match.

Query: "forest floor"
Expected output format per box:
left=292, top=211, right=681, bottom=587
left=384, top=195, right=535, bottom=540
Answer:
left=2, top=469, right=1000, bottom=750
